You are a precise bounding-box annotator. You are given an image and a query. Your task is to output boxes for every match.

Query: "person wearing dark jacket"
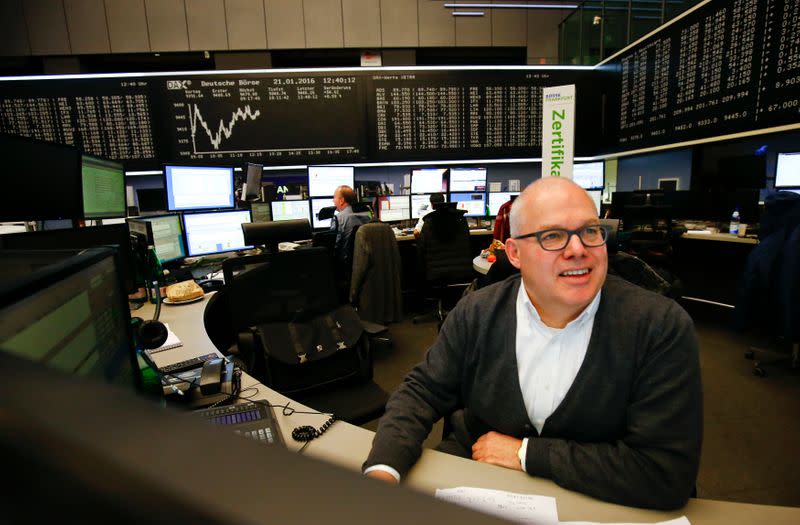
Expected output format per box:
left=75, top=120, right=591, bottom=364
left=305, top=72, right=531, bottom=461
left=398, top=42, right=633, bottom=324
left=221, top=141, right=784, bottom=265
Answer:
left=363, top=177, right=702, bottom=511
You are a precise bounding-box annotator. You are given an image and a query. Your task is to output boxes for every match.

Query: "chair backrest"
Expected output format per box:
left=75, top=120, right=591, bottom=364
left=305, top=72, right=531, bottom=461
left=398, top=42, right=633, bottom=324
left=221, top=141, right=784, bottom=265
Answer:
left=241, top=219, right=312, bottom=252
left=418, top=207, right=473, bottom=284
left=228, top=247, right=339, bottom=331
left=350, top=222, right=403, bottom=324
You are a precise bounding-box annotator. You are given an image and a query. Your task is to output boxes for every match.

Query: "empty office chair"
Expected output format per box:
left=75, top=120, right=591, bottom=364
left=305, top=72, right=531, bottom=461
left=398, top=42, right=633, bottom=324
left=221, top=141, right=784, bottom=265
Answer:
left=350, top=222, right=403, bottom=325
left=413, top=203, right=474, bottom=328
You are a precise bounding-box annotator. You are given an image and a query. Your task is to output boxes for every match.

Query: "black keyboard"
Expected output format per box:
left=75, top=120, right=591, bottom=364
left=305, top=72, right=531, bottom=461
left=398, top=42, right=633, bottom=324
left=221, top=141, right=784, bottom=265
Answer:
left=158, top=353, right=218, bottom=374
left=193, top=402, right=285, bottom=447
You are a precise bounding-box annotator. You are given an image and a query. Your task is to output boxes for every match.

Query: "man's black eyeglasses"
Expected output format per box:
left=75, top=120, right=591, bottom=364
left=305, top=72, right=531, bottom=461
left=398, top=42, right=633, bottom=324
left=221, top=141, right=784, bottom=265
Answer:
left=512, top=224, right=609, bottom=251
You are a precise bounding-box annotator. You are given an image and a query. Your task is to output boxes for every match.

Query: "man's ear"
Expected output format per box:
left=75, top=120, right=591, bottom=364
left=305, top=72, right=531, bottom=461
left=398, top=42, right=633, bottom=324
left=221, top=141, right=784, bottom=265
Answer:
left=505, top=239, right=522, bottom=269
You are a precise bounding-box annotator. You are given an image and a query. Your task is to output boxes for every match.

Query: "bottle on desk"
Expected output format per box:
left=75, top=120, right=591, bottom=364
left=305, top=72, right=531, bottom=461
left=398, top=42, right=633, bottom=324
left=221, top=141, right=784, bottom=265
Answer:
left=729, top=207, right=740, bottom=235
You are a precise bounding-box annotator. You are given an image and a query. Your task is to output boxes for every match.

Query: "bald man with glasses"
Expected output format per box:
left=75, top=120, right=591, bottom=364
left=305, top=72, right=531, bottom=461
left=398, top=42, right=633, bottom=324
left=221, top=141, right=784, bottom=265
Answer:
left=364, top=177, right=702, bottom=510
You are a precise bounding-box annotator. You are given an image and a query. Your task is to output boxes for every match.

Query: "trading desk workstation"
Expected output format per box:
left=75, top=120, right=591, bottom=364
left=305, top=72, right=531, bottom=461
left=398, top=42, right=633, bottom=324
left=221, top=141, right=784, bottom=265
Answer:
left=138, top=294, right=799, bottom=525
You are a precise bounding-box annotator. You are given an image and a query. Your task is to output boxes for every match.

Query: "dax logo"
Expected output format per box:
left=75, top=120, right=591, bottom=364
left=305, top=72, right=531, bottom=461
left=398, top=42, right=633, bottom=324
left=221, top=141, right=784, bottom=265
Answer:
left=167, top=80, right=192, bottom=90
left=276, top=185, right=289, bottom=194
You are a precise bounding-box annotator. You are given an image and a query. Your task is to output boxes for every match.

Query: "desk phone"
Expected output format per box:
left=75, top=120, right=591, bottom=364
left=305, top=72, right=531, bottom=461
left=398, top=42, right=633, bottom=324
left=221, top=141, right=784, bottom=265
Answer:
left=193, top=402, right=285, bottom=447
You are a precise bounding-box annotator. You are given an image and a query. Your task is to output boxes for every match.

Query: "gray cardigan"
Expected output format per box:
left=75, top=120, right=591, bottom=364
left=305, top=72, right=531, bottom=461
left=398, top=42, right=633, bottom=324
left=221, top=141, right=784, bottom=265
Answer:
left=364, top=274, right=702, bottom=510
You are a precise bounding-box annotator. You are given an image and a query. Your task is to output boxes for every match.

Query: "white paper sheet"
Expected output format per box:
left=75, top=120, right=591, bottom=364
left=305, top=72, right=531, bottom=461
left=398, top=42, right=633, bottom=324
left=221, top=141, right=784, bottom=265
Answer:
left=559, top=516, right=690, bottom=525
left=435, top=486, right=559, bottom=525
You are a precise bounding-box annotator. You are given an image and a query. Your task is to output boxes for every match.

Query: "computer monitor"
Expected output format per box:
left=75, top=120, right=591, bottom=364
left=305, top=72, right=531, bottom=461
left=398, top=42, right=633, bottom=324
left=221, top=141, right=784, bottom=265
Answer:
left=0, top=247, right=139, bottom=391
left=164, top=165, right=235, bottom=211
left=411, top=194, right=435, bottom=219
left=250, top=202, right=271, bottom=223
left=263, top=174, right=308, bottom=201
left=311, top=198, right=334, bottom=229
left=244, top=162, right=263, bottom=201
left=182, top=210, right=252, bottom=257
left=776, top=152, right=800, bottom=188
left=81, top=154, right=126, bottom=219
left=487, top=192, right=519, bottom=216
left=136, top=188, right=166, bottom=213
left=713, top=155, right=767, bottom=190
left=587, top=190, right=602, bottom=217
left=573, top=162, right=604, bottom=190
left=380, top=195, right=411, bottom=222
left=271, top=200, right=311, bottom=223
left=0, top=134, right=83, bottom=222
left=308, top=166, right=354, bottom=197
left=449, top=168, right=487, bottom=192
left=411, top=168, right=447, bottom=194
left=450, top=192, right=486, bottom=217
left=139, top=215, right=186, bottom=264
left=0, top=224, right=136, bottom=294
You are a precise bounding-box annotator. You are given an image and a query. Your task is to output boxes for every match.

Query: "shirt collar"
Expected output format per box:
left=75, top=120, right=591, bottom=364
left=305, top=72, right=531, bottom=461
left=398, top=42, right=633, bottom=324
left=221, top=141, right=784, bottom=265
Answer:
left=516, top=280, right=602, bottom=332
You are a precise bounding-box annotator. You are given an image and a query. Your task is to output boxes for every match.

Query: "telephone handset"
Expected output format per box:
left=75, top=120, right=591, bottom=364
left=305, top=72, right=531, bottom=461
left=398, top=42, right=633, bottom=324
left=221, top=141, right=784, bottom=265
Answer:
left=199, top=358, right=225, bottom=395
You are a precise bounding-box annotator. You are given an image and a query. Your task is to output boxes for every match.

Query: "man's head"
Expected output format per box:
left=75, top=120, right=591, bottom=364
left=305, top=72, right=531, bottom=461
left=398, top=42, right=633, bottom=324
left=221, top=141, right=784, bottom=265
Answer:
left=333, top=185, right=357, bottom=211
left=505, top=177, right=608, bottom=328
left=430, top=192, right=445, bottom=209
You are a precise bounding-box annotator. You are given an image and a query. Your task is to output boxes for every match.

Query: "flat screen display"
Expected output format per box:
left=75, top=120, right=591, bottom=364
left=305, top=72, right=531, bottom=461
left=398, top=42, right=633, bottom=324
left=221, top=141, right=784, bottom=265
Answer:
left=81, top=155, right=126, bottom=219
left=136, top=188, right=166, bottom=213
left=573, top=162, right=604, bottom=190
left=450, top=192, right=486, bottom=217
left=141, top=215, right=186, bottom=263
left=587, top=190, right=602, bottom=217
left=380, top=196, right=411, bottom=222
left=411, top=194, right=434, bottom=219
left=250, top=202, right=271, bottom=223
left=244, top=163, right=263, bottom=200
left=488, top=192, right=519, bottom=216
left=182, top=210, right=252, bottom=257
left=271, top=200, right=310, bottom=223
left=164, top=165, right=234, bottom=211
left=310, top=198, right=334, bottom=229
left=411, top=168, right=446, bottom=194
left=449, top=168, right=487, bottom=192
left=776, top=152, right=800, bottom=188
left=308, top=166, right=354, bottom=197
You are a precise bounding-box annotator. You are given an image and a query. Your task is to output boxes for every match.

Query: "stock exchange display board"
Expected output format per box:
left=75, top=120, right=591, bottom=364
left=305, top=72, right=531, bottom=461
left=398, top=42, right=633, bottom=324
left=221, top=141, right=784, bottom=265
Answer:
left=611, top=0, right=800, bottom=151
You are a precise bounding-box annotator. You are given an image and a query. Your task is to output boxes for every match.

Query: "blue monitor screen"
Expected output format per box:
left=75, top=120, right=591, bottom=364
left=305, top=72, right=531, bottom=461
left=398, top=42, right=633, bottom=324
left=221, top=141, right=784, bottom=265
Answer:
left=182, top=210, right=252, bottom=257
left=165, top=165, right=234, bottom=211
left=776, top=152, right=800, bottom=188
left=450, top=192, right=486, bottom=217
left=573, top=162, right=604, bottom=189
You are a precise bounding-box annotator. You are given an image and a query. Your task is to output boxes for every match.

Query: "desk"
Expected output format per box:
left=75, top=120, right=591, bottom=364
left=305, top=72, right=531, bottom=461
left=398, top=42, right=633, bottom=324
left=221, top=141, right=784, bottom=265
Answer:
left=681, top=232, right=758, bottom=245
left=139, top=298, right=800, bottom=525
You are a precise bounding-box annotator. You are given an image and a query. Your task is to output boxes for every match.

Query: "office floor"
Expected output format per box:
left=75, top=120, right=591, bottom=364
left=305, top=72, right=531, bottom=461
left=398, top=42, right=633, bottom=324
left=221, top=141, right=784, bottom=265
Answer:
left=363, top=303, right=800, bottom=508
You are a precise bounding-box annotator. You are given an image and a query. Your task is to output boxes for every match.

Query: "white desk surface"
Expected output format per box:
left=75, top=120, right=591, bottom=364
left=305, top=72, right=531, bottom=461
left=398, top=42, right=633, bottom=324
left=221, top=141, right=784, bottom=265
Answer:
left=137, top=298, right=800, bottom=525
left=681, top=232, right=758, bottom=244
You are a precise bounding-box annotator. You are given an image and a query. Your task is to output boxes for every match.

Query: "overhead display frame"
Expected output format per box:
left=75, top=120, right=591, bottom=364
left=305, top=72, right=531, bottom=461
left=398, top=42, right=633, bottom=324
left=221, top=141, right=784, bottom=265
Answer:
left=599, top=0, right=800, bottom=157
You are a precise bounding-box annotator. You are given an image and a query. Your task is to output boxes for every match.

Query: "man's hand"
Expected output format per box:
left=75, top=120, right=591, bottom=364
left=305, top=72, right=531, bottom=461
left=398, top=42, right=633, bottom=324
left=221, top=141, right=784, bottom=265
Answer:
left=366, top=470, right=400, bottom=484
left=471, top=431, right=523, bottom=471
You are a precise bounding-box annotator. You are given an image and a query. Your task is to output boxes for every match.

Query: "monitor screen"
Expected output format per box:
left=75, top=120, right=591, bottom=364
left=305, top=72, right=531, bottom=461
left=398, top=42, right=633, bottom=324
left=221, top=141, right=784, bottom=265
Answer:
left=411, top=168, right=447, bottom=194
left=450, top=192, right=486, bottom=217
left=487, top=192, right=519, bottom=216
left=136, top=188, right=166, bottom=213
left=164, top=165, right=235, bottom=211
left=81, top=155, right=126, bottom=219
left=587, top=190, right=602, bottom=216
left=140, top=215, right=186, bottom=264
left=0, top=134, right=83, bottom=222
left=182, top=210, right=252, bottom=257
left=0, top=247, right=138, bottom=391
left=449, top=168, right=487, bottom=192
left=572, top=162, right=604, bottom=189
left=776, top=152, right=800, bottom=188
left=411, top=194, right=435, bottom=219
left=308, top=166, right=354, bottom=197
left=271, top=200, right=311, bottom=223
left=251, top=202, right=271, bottom=223
left=0, top=224, right=136, bottom=294
left=244, top=162, right=263, bottom=200
left=380, top=196, right=411, bottom=222
left=310, top=198, right=334, bottom=229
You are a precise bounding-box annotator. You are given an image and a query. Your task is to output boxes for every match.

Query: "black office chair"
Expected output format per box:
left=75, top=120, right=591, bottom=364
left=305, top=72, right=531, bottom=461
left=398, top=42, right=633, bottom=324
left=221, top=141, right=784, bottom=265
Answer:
left=216, top=247, right=388, bottom=425
left=413, top=204, right=474, bottom=329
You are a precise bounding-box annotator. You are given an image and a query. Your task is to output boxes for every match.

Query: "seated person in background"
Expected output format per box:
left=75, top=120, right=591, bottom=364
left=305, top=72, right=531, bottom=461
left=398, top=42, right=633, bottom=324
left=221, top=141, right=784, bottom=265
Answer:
left=413, top=192, right=445, bottom=238
left=364, top=177, right=702, bottom=511
left=330, top=185, right=371, bottom=269
left=493, top=194, right=517, bottom=243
